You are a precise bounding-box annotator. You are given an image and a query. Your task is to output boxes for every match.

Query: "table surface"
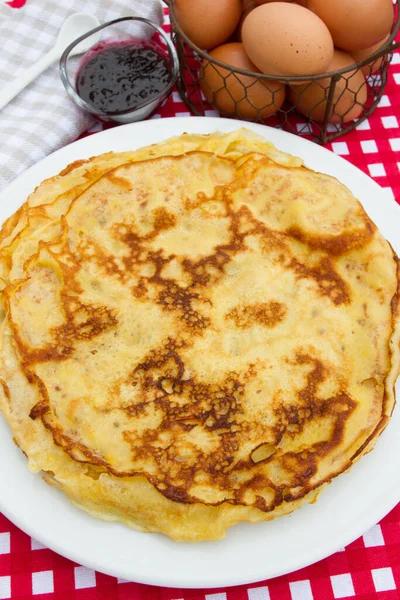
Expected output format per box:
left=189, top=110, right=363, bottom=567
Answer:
left=1, top=6, right=400, bottom=600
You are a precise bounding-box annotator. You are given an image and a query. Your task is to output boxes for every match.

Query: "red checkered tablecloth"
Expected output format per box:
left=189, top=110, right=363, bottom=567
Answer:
left=1, top=4, right=400, bottom=600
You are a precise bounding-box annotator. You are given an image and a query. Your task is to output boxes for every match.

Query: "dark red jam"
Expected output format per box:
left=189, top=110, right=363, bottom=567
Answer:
left=76, top=43, right=170, bottom=114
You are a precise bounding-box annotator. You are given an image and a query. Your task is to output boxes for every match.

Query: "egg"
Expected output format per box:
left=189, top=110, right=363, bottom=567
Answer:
left=307, top=0, right=394, bottom=52
left=254, top=0, right=307, bottom=5
left=243, top=0, right=258, bottom=11
left=200, top=43, right=286, bottom=119
left=288, top=49, right=367, bottom=123
left=350, top=34, right=390, bottom=76
left=174, top=0, right=242, bottom=50
left=242, top=3, right=334, bottom=77
left=235, top=0, right=258, bottom=42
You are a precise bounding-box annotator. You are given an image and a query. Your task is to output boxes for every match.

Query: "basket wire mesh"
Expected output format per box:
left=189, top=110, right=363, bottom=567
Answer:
left=167, top=0, right=400, bottom=144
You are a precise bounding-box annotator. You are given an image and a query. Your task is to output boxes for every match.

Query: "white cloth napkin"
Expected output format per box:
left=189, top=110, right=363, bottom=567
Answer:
left=0, top=0, right=164, bottom=192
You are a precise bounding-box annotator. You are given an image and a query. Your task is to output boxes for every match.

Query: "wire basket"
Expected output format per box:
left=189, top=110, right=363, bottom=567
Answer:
left=167, top=0, right=400, bottom=144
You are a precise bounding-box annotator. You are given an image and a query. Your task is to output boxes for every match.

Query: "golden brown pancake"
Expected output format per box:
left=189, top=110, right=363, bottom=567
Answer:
left=0, top=129, right=399, bottom=541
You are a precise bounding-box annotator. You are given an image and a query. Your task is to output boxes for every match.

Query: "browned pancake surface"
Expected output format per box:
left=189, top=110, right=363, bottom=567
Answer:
left=0, top=130, right=399, bottom=541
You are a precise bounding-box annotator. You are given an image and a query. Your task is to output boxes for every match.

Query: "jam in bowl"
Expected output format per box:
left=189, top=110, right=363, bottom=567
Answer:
left=60, top=16, right=178, bottom=123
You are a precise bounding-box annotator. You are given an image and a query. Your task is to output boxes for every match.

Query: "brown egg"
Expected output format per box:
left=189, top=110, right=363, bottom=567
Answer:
left=288, top=49, right=367, bottom=123
left=350, top=35, right=390, bottom=76
left=307, top=0, right=394, bottom=52
left=243, top=0, right=258, bottom=11
left=235, top=0, right=258, bottom=42
left=200, top=43, right=286, bottom=119
left=242, top=3, right=334, bottom=77
left=254, top=0, right=307, bottom=5
left=174, top=0, right=242, bottom=50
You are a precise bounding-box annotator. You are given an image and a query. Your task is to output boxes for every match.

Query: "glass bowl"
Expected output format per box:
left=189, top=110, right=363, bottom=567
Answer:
left=60, top=16, right=179, bottom=123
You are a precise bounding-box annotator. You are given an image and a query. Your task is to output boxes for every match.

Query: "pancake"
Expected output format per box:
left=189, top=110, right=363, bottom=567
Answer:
left=0, top=129, right=399, bottom=542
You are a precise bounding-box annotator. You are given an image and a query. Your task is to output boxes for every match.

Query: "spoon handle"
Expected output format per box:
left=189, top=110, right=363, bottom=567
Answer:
left=0, top=47, right=60, bottom=111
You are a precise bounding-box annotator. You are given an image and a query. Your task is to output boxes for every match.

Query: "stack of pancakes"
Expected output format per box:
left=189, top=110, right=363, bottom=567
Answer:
left=0, top=130, right=399, bottom=541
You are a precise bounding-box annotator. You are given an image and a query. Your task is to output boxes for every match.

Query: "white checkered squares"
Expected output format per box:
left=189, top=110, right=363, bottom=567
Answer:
left=355, top=118, right=371, bottom=130
left=361, top=140, right=378, bottom=153
left=363, top=524, right=385, bottom=547
left=371, top=567, right=396, bottom=592
left=289, top=580, right=313, bottom=600
left=389, top=138, right=400, bottom=151
left=392, top=53, right=400, bottom=65
left=393, top=73, right=400, bottom=85
left=367, top=73, right=382, bottom=85
left=30, top=538, right=46, bottom=551
left=368, top=163, right=386, bottom=177
left=381, top=116, right=399, bottom=129
left=0, top=576, right=11, bottom=600
left=377, top=95, right=391, bottom=107
left=327, top=123, right=342, bottom=132
left=331, top=573, right=355, bottom=598
left=248, top=586, right=271, bottom=600
left=205, top=594, right=227, bottom=600
left=0, top=533, right=10, bottom=555
left=332, top=142, right=349, bottom=155
left=296, top=123, right=313, bottom=134
left=32, top=570, right=54, bottom=595
left=74, top=567, right=96, bottom=589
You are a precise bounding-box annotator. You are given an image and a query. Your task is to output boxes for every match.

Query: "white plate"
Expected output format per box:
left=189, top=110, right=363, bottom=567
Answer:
left=0, top=117, right=399, bottom=589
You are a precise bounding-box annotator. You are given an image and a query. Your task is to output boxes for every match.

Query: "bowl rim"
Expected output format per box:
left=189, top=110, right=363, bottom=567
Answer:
left=59, top=16, right=179, bottom=118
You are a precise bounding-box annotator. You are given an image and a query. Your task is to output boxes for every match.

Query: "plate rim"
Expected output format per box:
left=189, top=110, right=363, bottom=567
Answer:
left=0, top=116, right=399, bottom=589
